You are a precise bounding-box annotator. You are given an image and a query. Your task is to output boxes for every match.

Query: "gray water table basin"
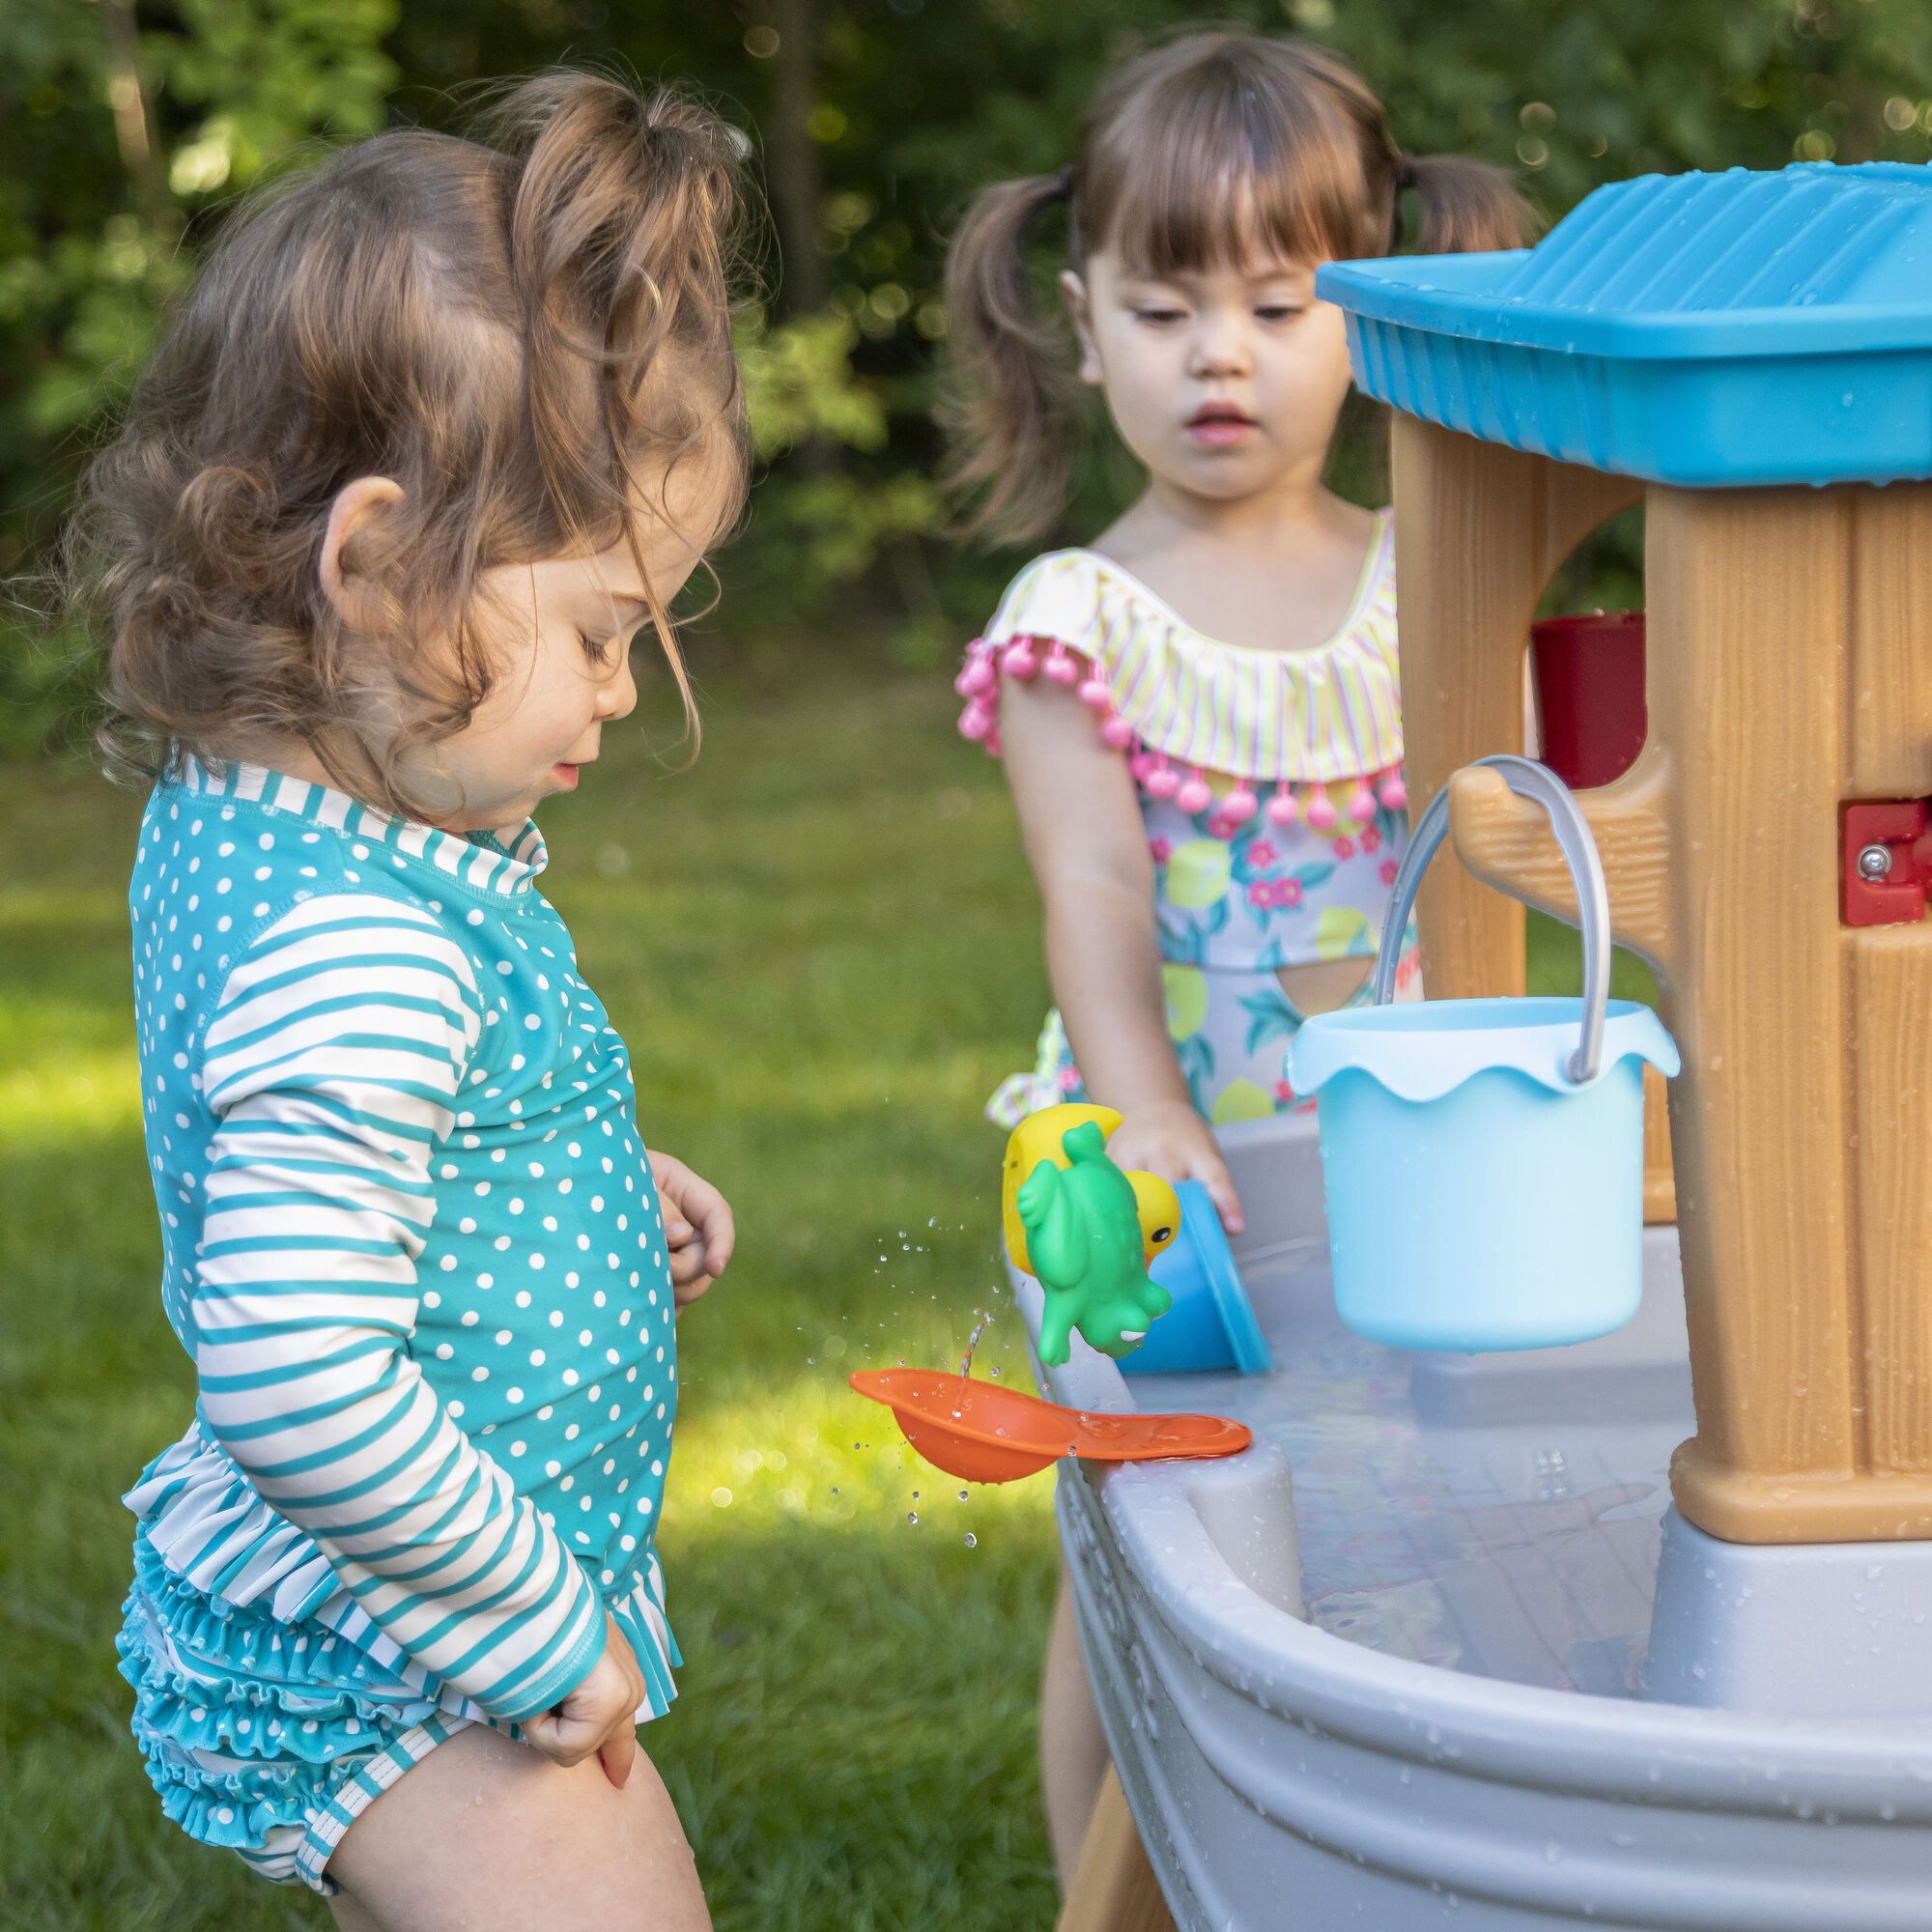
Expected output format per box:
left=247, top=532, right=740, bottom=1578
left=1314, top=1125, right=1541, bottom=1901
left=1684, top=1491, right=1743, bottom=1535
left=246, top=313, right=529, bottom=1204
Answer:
left=1016, top=1110, right=1932, bottom=1931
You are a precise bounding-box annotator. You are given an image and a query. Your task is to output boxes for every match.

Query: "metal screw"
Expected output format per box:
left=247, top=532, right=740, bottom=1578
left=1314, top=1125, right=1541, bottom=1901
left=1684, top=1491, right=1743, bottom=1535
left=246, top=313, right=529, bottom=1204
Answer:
left=1859, top=843, right=1893, bottom=881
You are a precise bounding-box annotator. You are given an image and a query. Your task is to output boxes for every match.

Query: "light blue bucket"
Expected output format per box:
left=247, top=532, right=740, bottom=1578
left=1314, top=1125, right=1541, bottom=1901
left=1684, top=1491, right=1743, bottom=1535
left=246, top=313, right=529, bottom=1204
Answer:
left=1289, top=756, right=1680, bottom=1353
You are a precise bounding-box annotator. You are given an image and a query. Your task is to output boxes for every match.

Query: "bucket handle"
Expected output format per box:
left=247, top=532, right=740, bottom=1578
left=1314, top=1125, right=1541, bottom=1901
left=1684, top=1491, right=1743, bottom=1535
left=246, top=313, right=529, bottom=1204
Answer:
left=1370, top=754, right=1610, bottom=1084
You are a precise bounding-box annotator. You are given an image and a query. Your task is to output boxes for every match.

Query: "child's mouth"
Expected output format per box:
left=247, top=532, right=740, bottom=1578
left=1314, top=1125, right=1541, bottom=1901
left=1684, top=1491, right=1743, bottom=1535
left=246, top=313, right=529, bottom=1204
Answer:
left=1185, top=403, right=1260, bottom=447
left=552, top=762, right=581, bottom=790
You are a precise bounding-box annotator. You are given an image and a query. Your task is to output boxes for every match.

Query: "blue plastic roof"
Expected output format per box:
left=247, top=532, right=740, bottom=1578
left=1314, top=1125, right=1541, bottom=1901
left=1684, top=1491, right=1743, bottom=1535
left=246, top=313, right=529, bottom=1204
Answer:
left=1316, top=163, right=1932, bottom=485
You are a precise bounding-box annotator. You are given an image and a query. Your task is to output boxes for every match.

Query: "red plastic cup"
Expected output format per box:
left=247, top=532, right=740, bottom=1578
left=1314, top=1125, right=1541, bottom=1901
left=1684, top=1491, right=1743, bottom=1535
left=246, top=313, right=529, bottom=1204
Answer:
left=1529, top=611, right=1647, bottom=790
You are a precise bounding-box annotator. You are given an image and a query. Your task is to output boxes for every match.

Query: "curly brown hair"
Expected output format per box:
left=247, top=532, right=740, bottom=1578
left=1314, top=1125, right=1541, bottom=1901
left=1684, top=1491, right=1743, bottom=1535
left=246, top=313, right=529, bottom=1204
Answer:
left=70, top=71, right=750, bottom=817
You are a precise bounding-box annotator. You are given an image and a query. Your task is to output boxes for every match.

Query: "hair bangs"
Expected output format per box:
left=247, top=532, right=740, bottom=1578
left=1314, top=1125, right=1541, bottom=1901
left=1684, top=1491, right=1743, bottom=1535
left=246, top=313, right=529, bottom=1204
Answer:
left=1082, top=47, right=1375, bottom=276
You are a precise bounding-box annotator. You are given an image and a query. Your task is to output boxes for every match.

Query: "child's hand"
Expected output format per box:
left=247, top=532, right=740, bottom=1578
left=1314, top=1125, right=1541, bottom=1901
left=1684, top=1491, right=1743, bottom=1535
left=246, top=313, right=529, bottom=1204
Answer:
left=522, top=1616, right=645, bottom=1788
left=1106, top=1099, right=1245, bottom=1236
left=648, top=1150, right=735, bottom=1307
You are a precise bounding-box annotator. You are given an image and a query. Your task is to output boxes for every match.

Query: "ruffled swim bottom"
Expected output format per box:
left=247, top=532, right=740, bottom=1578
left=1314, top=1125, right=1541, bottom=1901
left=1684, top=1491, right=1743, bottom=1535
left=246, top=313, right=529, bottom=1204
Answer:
left=116, top=1533, right=473, bottom=1893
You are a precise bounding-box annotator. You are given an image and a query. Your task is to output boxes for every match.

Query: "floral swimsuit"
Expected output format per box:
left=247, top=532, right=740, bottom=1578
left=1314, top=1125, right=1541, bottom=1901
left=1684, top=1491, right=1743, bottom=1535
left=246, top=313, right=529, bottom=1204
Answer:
left=959, top=510, right=1418, bottom=1127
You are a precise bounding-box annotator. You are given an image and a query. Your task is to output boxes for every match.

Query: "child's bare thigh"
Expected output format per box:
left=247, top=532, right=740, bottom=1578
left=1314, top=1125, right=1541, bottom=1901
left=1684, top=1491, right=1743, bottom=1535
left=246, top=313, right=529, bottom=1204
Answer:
left=327, top=1723, right=710, bottom=1932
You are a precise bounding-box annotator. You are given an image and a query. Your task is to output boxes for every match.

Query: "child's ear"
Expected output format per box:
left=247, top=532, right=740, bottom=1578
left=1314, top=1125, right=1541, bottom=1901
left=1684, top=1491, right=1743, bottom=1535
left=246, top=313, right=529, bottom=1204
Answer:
left=1059, top=270, right=1103, bottom=386
left=318, top=476, right=406, bottom=632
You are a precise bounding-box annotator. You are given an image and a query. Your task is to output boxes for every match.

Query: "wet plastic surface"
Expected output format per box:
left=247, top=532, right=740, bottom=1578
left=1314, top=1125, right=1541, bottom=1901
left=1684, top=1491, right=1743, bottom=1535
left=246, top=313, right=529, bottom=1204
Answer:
left=1137, top=1237, right=1688, bottom=1693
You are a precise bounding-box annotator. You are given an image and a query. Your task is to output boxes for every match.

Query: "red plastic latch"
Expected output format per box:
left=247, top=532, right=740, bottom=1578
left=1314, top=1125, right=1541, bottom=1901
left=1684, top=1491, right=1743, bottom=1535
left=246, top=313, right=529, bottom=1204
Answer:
left=1842, top=800, right=1932, bottom=926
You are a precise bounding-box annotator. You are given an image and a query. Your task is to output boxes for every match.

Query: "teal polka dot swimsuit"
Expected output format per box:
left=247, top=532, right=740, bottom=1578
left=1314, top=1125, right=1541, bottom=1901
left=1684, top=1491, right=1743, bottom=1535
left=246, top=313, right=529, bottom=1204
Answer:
left=116, top=760, right=682, bottom=1891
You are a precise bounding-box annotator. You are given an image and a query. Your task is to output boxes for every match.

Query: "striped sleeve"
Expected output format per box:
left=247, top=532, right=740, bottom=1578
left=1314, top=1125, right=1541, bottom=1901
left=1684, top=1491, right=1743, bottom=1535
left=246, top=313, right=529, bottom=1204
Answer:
left=190, top=894, right=606, bottom=1723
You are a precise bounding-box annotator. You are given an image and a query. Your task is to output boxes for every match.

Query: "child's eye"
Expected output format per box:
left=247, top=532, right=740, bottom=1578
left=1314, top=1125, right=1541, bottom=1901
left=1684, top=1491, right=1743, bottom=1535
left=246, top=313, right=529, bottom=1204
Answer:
left=1133, top=307, right=1187, bottom=327
left=1255, top=304, right=1305, bottom=323
left=580, top=630, right=616, bottom=666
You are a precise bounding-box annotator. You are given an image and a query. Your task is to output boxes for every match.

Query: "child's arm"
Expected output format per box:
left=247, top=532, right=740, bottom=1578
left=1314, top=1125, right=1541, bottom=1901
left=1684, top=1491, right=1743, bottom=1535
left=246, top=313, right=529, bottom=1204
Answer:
left=193, top=895, right=609, bottom=1731
left=1000, top=677, right=1244, bottom=1232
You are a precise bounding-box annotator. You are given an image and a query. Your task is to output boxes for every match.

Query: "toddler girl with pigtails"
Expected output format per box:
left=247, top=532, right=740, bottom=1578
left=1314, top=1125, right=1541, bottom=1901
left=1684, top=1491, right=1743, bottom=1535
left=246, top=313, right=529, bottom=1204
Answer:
left=78, top=73, right=744, bottom=1929
left=943, top=29, right=1528, bottom=1885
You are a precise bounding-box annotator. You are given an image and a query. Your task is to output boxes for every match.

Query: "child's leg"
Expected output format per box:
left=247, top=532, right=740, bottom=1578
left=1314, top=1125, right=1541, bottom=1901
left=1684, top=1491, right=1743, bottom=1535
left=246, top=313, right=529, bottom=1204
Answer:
left=1040, top=1565, right=1110, bottom=1889
left=325, top=1723, right=710, bottom=1932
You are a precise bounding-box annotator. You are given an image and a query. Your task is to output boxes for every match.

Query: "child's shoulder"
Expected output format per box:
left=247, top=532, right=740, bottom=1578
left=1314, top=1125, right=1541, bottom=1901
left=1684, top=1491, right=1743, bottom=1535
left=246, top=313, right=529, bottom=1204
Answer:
left=981, top=544, right=1201, bottom=654
left=982, top=547, right=1106, bottom=645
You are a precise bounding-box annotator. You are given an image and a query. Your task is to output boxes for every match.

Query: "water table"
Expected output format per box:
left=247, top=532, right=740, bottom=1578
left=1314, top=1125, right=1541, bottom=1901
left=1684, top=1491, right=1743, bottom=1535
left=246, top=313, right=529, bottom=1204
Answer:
left=1022, top=162, right=1932, bottom=1931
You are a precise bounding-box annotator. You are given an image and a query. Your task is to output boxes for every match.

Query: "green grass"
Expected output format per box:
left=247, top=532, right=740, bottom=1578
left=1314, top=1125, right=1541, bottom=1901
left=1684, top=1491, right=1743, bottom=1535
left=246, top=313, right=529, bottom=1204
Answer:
left=0, top=663, right=1063, bottom=1932
left=0, top=658, right=1624, bottom=1931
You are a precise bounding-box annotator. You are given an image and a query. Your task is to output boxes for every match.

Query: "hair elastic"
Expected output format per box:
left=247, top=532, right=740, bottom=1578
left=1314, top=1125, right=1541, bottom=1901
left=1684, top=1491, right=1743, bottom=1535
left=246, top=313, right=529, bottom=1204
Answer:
left=1053, top=164, right=1074, bottom=200
left=1393, top=152, right=1420, bottom=192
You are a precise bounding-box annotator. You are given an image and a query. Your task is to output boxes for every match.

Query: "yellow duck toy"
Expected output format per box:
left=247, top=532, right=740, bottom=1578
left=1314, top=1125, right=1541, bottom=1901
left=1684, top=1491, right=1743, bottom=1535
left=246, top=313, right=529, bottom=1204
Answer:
left=1001, top=1103, right=1183, bottom=1276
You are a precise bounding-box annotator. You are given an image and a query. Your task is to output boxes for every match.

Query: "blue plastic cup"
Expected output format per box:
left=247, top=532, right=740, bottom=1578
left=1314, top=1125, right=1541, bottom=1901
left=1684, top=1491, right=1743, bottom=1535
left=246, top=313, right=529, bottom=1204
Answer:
left=1123, top=1180, right=1272, bottom=1376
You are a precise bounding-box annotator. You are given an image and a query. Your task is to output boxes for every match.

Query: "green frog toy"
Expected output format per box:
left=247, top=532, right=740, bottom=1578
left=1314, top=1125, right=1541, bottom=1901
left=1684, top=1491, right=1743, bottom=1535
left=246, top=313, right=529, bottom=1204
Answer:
left=1015, top=1118, right=1179, bottom=1366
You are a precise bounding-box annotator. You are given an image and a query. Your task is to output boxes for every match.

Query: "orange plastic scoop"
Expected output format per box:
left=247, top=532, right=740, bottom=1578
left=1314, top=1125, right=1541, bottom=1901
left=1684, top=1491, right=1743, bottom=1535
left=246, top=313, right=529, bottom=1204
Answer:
left=850, top=1368, right=1251, bottom=1485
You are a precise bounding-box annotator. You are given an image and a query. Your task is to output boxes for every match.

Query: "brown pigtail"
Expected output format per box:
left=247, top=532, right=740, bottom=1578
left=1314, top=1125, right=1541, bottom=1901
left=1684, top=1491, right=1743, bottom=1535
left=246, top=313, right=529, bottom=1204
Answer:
left=941, top=171, right=1080, bottom=548
left=1404, top=152, right=1535, bottom=255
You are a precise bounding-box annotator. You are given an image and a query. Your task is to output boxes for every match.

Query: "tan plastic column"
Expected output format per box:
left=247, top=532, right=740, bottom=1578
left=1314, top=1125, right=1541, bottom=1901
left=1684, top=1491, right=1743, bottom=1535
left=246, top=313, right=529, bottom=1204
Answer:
left=1387, top=421, right=1673, bottom=1214
left=1389, top=417, right=1640, bottom=1004
left=1452, top=478, right=1932, bottom=1543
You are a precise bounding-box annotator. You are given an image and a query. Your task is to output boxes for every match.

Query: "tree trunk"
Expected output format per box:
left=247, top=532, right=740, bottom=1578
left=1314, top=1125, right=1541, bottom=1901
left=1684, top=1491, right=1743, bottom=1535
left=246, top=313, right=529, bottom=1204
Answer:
left=765, top=0, right=827, bottom=316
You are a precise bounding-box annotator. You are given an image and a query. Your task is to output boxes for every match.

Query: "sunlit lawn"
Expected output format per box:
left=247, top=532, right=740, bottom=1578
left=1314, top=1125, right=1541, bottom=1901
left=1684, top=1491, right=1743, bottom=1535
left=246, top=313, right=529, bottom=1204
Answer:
left=0, top=658, right=1062, bottom=1932
left=0, top=639, right=1613, bottom=1932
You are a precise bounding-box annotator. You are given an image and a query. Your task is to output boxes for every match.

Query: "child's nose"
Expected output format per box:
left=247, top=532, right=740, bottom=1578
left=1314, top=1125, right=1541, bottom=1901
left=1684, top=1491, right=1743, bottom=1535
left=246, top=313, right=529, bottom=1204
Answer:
left=599, top=648, right=639, bottom=722
left=1190, top=313, right=1254, bottom=379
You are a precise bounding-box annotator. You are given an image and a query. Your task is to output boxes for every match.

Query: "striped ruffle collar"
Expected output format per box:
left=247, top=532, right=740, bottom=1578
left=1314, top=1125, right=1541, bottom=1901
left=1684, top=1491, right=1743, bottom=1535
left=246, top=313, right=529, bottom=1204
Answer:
left=957, top=512, right=1403, bottom=809
left=176, top=757, right=547, bottom=897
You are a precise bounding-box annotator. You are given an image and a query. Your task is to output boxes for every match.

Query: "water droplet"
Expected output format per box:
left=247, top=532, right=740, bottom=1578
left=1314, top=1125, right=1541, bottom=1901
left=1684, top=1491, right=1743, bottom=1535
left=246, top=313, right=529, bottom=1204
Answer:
left=908, top=1512, right=919, bottom=1524
left=963, top=1532, right=978, bottom=1548
left=958, top=1490, right=969, bottom=1502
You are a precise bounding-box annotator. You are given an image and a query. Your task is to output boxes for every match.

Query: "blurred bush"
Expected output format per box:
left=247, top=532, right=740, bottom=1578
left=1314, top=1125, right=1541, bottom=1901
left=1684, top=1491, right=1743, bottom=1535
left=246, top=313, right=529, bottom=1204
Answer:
left=7, top=0, right=1932, bottom=755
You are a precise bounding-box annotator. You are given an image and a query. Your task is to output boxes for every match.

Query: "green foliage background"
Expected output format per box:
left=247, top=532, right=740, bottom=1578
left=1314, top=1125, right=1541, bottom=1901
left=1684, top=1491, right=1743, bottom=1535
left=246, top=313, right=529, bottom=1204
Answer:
left=0, top=8, right=1914, bottom=1922
left=7, top=0, right=1932, bottom=753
